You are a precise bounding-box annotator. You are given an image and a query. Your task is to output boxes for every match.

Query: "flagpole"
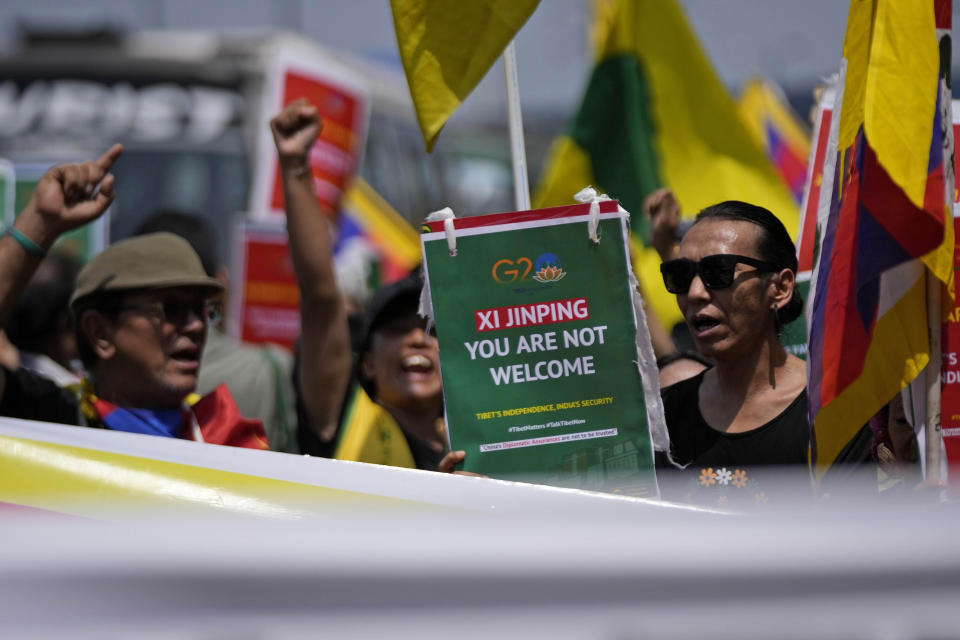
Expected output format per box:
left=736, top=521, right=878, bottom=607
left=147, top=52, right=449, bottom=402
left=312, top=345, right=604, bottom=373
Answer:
left=503, top=40, right=531, bottom=210
left=926, top=273, right=943, bottom=484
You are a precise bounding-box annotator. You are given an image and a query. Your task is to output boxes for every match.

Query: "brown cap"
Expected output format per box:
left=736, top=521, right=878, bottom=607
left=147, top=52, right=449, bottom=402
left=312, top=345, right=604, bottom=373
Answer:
left=70, top=232, right=224, bottom=309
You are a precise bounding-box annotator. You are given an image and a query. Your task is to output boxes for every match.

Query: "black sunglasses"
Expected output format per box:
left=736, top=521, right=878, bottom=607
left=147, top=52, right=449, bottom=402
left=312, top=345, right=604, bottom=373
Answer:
left=660, top=254, right=779, bottom=294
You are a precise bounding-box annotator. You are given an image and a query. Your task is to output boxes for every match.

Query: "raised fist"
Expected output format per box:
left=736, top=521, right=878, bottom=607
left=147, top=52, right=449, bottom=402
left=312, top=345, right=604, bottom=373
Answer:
left=270, top=98, right=322, bottom=167
left=643, top=187, right=681, bottom=261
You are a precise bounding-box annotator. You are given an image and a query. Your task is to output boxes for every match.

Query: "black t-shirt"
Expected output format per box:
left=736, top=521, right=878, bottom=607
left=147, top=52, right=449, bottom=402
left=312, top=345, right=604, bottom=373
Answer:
left=657, top=370, right=811, bottom=506
left=394, top=429, right=440, bottom=471
left=661, top=371, right=810, bottom=467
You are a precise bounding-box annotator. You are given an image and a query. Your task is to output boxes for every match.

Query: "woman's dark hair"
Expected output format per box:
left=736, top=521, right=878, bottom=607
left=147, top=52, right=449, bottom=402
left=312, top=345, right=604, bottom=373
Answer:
left=693, top=200, right=803, bottom=325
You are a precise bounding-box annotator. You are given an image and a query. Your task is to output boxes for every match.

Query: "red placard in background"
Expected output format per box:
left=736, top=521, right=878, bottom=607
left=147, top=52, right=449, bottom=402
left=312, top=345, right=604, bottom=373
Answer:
left=940, top=112, right=960, bottom=488
left=796, top=105, right=832, bottom=273
left=229, top=224, right=300, bottom=350
left=250, top=47, right=369, bottom=223
left=269, top=70, right=366, bottom=215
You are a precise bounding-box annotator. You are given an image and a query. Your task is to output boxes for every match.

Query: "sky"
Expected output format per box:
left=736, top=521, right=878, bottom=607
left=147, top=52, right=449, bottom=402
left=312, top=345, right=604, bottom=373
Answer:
left=0, top=0, right=881, bottom=127
left=0, top=0, right=956, bottom=198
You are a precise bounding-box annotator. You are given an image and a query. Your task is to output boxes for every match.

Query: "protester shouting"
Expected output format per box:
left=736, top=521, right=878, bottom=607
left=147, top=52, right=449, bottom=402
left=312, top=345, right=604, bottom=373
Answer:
left=343, top=275, right=449, bottom=468
left=270, top=99, right=463, bottom=471
left=656, top=201, right=810, bottom=502
left=0, top=146, right=259, bottom=446
left=133, top=211, right=299, bottom=453
left=1, top=112, right=350, bottom=450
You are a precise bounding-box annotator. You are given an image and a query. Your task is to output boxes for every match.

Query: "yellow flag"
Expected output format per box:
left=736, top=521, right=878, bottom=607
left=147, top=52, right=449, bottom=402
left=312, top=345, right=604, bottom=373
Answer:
left=335, top=386, right=417, bottom=468
left=535, top=0, right=798, bottom=331
left=390, top=0, right=540, bottom=151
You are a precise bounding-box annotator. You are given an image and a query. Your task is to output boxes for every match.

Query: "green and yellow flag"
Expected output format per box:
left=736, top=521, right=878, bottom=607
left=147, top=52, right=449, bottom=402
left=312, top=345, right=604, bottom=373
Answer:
left=334, top=386, right=417, bottom=469
left=535, top=0, right=798, bottom=329
left=390, top=0, right=540, bottom=151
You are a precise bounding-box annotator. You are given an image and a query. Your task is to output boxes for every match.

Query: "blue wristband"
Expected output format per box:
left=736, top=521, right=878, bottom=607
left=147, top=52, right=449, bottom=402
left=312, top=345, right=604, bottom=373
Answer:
left=5, top=226, right=46, bottom=259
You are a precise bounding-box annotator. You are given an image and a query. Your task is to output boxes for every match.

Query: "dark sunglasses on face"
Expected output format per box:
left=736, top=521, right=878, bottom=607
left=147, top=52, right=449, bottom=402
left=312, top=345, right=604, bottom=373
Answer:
left=118, top=298, right=222, bottom=325
left=660, top=254, right=779, bottom=294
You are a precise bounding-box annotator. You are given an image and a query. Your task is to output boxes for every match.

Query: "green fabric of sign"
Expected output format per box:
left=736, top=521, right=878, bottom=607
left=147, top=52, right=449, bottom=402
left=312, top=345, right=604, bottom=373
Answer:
left=423, top=214, right=658, bottom=497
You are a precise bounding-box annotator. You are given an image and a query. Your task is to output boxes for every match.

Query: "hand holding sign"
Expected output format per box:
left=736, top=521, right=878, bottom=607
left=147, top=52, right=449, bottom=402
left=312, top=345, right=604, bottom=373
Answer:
left=421, top=200, right=660, bottom=496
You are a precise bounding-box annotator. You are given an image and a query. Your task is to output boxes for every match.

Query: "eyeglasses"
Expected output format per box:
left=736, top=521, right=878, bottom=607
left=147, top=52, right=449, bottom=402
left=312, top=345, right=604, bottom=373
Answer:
left=660, top=254, right=778, bottom=294
left=117, top=298, right=222, bottom=325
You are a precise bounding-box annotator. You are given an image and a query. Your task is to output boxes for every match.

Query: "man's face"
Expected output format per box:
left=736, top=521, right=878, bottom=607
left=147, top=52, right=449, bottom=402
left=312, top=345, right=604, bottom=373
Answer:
left=97, top=287, right=214, bottom=407
left=676, top=219, right=777, bottom=361
left=362, top=309, right=442, bottom=413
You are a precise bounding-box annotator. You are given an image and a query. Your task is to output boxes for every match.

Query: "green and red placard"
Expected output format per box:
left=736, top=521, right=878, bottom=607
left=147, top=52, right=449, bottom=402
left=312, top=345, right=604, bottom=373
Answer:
left=787, top=87, right=835, bottom=361
left=422, top=201, right=659, bottom=497
left=939, top=107, right=960, bottom=490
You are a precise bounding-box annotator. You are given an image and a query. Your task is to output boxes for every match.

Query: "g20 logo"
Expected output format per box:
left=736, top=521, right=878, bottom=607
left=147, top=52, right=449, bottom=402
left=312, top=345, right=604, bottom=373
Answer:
left=491, top=257, right=532, bottom=283
left=492, top=253, right=566, bottom=284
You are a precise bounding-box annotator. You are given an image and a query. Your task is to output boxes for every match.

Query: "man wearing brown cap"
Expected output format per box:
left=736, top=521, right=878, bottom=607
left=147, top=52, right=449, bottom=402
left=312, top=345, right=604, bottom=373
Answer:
left=0, top=105, right=350, bottom=448
left=0, top=146, right=261, bottom=446
left=66, top=232, right=269, bottom=446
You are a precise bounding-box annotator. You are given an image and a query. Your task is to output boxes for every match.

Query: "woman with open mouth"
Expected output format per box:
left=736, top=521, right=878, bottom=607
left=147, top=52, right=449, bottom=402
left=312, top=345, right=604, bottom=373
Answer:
left=656, top=200, right=812, bottom=503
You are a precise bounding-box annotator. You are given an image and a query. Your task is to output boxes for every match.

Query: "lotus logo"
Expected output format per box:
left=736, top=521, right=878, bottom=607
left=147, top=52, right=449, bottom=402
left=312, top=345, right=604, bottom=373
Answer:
left=532, top=253, right=566, bottom=283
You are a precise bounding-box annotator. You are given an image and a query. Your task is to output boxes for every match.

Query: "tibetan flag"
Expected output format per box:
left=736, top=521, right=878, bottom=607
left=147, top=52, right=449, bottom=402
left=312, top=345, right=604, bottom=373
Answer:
left=807, top=0, right=954, bottom=475
left=337, top=176, right=421, bottom=288
left=390, top=0, right=540, bottom=151
left=738, top=77, right=812, bottom=204
left=534, top=0, right=798, bottom=331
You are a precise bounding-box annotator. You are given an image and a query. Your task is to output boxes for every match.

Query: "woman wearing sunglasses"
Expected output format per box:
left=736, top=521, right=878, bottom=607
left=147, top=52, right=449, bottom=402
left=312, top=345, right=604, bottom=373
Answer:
left=657, top=200, right=809, bottom=503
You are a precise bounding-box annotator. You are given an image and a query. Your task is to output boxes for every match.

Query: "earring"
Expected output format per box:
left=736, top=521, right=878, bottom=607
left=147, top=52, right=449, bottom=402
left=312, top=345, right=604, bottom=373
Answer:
left=772, top=303, right=782, bottom=335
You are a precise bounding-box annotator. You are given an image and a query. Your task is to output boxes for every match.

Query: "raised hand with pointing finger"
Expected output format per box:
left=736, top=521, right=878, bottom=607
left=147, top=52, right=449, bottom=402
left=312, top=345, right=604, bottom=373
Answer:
left=0, top=144, right=123, bottom=399
left=17, top=144, right=123, bottom=251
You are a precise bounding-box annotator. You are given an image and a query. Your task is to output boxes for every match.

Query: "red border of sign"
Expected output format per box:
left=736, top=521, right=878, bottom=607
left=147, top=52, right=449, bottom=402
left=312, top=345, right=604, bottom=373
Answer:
left=421, top=201, right=620, bottom=234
